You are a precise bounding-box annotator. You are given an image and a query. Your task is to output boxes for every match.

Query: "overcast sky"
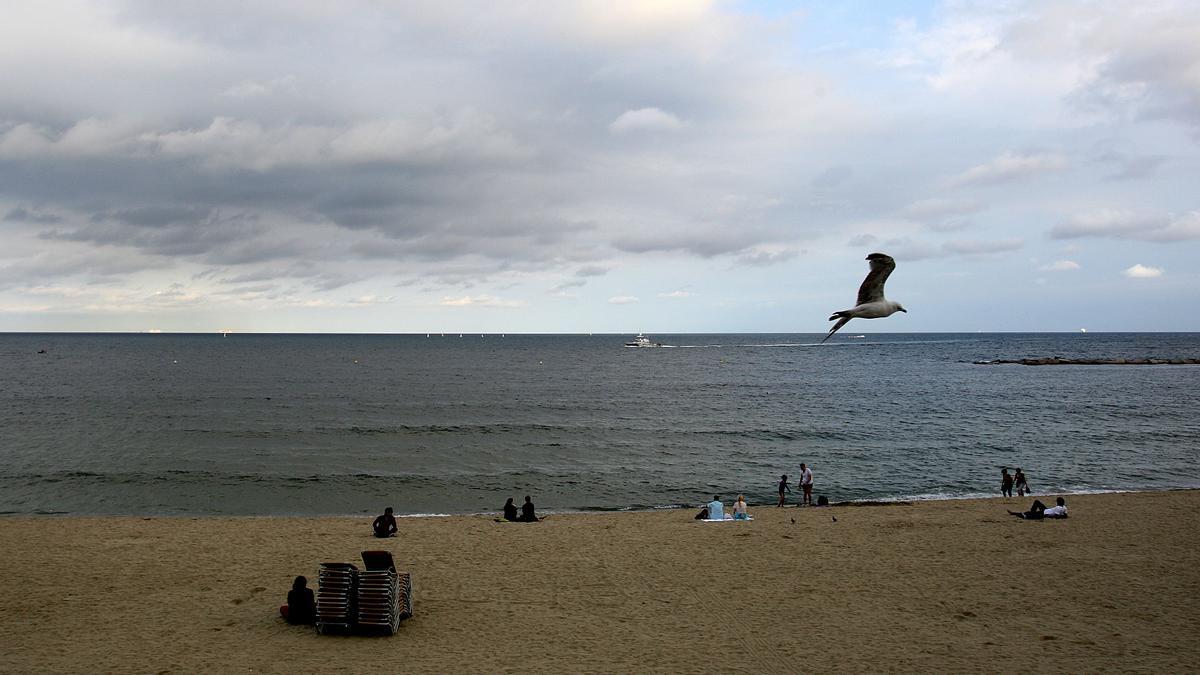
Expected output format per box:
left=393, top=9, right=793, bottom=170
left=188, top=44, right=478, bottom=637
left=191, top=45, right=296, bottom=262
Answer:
left=1, top=1, right=1198, bottom=333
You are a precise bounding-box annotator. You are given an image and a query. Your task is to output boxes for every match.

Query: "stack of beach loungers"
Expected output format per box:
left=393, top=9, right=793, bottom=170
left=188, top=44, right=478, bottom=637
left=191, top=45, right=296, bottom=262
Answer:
left=315, top=553, right=413, bottom=636
left=315, top=562, right=358, bottom=634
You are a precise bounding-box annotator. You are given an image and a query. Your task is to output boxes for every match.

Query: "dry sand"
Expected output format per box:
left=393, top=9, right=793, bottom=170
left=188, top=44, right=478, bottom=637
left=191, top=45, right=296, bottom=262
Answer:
left=2, top=490, right=1198, bottom=673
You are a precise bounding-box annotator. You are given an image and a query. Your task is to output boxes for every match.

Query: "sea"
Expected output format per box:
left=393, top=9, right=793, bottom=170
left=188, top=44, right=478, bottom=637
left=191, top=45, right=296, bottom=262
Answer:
left=1, top=332, right=1198, bottom=517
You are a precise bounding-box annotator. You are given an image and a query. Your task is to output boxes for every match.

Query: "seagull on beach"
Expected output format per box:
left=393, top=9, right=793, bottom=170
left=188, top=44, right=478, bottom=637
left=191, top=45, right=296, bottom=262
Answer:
left=822, top=252, right=907, bottom=343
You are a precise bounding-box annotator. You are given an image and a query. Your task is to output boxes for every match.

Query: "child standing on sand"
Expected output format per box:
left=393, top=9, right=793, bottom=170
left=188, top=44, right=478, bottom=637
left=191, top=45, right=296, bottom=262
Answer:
left=777, top=475, right=790, bottom=507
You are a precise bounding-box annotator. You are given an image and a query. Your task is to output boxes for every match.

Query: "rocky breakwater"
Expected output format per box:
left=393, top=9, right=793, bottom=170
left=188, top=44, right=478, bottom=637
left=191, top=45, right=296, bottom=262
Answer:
left=974, top=357, right=1200, bottom=366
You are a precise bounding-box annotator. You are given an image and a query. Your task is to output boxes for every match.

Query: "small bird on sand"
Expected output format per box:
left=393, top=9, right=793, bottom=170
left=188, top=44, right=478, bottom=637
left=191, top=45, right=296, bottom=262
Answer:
left=822, top=252, right=906, bottom=343
left=832, top=515, right=837, bottom=522
left=790, top=517, right=795, bottom=524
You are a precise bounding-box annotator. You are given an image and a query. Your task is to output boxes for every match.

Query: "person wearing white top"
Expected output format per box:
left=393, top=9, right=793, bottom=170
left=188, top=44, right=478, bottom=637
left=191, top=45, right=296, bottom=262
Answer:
left=799, top=463, right=814, bottom=506
left=732, top=494, right=750, bottom=520
left=1009, top=496, right=1067, bottom=520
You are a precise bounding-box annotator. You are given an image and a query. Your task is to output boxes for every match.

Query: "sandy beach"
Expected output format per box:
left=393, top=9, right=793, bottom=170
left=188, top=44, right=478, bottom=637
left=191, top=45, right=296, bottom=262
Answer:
left=2, top=490, right=1198, bottom=673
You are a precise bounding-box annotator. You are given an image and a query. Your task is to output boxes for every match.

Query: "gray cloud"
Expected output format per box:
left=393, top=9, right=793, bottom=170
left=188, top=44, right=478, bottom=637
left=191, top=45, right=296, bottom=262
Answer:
left=1050, top=210, right=1200, bottom=243
left=4, top=206, right=62, bottom=224
left=948, top=152, right=1068, bottom=187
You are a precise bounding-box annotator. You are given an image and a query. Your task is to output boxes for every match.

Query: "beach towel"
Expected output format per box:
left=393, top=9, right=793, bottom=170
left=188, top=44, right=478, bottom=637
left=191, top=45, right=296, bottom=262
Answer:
left=701, top=516, right=752, bottom=522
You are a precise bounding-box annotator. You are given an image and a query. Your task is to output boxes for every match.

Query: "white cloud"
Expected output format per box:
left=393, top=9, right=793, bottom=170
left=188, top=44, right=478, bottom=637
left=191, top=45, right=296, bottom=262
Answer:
left=949, top=151, right=1067, bottom=187
left=1051, top=210, right=1200, bottom=243
left=658, top=290, right=691, bottom=298
left=1040, top=260, right=1080, bottom=272
left=608, top=107, right=684, bottom=135
left=901, top=197, right=983, bottom=219
left=1123, top=264, right=1163, bottom=279
left=439, top=294, right=524, bottom=308
left=941, top=238, right=1024, bottom=255
left=607, top=295, right=639, bottom=305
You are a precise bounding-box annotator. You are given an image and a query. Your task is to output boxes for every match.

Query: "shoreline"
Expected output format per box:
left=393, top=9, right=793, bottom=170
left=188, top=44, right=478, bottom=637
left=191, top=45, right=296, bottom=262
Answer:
left=3, top=489, right=1198, bottom=671
left=5, top=485, right=1199, bottom=519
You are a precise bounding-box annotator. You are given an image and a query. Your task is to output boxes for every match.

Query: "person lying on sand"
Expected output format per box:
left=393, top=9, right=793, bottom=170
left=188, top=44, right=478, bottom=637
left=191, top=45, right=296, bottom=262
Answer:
left=1008, top=496, right=1067, bottom=520
left=373, top=507, right=398, bottom=537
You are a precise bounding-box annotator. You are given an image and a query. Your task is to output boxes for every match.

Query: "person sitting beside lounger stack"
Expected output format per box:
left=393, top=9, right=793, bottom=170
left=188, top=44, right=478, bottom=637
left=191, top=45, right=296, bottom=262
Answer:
left=732, top=494, right=751, bottom=520
left=279, top=575, right=315, bottom=625
left=1009, top=496, right=1067, bottom=520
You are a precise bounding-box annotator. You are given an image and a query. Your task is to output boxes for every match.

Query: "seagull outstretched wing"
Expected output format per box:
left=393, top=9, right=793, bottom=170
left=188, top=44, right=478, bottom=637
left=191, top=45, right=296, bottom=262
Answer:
left=856, top=253, right=896, bottom=306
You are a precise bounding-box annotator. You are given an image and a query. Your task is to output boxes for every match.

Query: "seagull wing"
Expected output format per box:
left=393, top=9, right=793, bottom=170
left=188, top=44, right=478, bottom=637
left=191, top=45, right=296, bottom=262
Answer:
left=856, top=252, right=896, bottom=305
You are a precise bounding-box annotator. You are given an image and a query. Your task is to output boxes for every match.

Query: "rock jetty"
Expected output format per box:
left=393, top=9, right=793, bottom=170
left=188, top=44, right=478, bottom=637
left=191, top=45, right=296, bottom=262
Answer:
left=974, top=357, right=1200, bottom=366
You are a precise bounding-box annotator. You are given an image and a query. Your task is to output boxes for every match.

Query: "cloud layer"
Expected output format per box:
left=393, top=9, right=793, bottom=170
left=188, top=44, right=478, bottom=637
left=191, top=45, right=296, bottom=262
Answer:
left=0, top=1, right=1197, bottom=331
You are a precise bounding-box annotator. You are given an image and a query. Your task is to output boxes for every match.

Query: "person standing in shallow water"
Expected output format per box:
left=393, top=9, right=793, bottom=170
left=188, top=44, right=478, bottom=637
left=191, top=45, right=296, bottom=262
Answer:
left=799, top=463, right=813, bottom=506
left=777, top=474, right=791, bottom=507
left=1014, top=468, right=1030, bottom=497
left=1001, top=468, right=1014, bottom=498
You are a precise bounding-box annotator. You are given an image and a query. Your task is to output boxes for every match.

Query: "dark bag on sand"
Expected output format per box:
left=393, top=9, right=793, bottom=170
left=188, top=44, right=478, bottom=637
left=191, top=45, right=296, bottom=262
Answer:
left=817, top=495, right=829, bottom=506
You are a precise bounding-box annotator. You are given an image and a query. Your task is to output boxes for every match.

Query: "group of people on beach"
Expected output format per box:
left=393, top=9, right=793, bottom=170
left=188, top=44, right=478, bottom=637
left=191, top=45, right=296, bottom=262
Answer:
left=695, top=494, right=751, bottom=520
left=776, top=464, right=814, bottom=507
left=1000, top=467, right=1031, bottom=498
left=500, top=496, right=541, bottom=522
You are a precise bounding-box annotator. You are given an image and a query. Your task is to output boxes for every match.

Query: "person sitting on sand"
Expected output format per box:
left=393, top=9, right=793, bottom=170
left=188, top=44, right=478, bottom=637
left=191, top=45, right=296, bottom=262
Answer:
left=1009, top=496, right=1067, bottom=520
left=1001, top=468, right=1013, bottom=498
left=518, top=495, right=540, bottom=522
left=279, top=575, right=315, bottom=625
left=502, top=497, right=519, bottom=522
left=732, top=494, right=750, bottom=520
left=706, top=495, right=725, bottom=520
left=695, top=505, right=710, bottom=520
left=372, top=507, right=398, bottom=537
left=777, top=475, right=790, bottom=507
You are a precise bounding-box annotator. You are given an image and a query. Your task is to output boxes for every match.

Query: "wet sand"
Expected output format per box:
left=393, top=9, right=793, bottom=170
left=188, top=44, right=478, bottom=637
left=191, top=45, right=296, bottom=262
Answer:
left=2, top=490, right=1198, bottom=673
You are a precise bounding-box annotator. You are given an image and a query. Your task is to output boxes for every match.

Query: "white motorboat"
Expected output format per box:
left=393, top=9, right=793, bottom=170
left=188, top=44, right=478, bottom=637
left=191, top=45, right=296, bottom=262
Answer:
left=624, top=333, right=661, bottom=348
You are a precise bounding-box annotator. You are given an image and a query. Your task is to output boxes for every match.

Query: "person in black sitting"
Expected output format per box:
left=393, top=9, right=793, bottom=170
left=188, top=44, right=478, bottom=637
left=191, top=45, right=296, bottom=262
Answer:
left=279, top=575, right=315, bottom=625
left=518, top=495, right=540, bottom=522
left=372, top=506, right=398, bottom=537
left=502, top=497, right=519, bottom=522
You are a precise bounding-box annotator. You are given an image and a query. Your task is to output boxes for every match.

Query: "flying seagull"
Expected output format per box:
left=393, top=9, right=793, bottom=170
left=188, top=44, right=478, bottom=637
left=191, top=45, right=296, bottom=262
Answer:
left=822, top=252, right=907, bottom=343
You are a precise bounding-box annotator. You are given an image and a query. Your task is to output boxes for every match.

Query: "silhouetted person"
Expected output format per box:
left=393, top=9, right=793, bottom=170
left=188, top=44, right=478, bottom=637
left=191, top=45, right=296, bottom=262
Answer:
left=1001, top=468, right=1014, bottom=497
left=695, top=505, right=710, bottom=520
left=1014, top=468, right=1031, bottom=497
left=279, top=575, right=315, bottom=625
left=373, top=507, right=398, bottom=537
left=777, top=474, right=791, bottom=507
left=1009, top=496, right=1067, bottom=520
left=503, top=497, right=518, bottom=522
left=519, top=495, right=539, bottom=522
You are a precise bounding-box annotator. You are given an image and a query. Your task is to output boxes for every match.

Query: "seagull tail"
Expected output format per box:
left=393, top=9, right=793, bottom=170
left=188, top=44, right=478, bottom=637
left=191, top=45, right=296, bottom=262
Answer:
left=821, top=315, right=852, bottom=344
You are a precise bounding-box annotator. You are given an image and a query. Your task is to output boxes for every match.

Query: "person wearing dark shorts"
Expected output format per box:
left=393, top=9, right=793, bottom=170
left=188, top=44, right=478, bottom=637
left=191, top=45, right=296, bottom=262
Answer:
left=1009, top=496, right=1067, bottom=520
left=1001, top=468, right=1013, bottom=498
left=372, top=507, right=398, bottom=537
left=777, top=474, right=791, bottom=507
left=800, top=463, right=813, bottom=506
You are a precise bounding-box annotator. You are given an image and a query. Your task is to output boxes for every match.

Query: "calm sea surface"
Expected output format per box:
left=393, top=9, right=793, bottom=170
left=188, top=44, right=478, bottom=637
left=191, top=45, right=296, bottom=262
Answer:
left=1, top=332, right=1198, bottom=516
